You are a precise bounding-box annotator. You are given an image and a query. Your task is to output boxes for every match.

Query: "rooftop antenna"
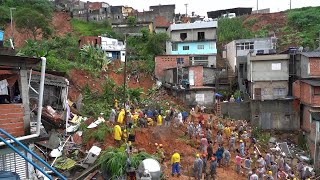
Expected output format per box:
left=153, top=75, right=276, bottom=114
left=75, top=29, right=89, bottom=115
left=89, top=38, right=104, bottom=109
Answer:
left=184, top=3, right=188, bottom=17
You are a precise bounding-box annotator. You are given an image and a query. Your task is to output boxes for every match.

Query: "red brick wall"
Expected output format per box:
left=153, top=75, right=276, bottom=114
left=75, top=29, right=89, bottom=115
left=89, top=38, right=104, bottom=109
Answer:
left=301, top=82, right=312, bottom=105
left=309, top=58, right=320, bottom=77
left=293, top=80, right=301, bottom=99
left=0, top=104, right=25, bottom=138
left=189, top=66, right=203, bottom=87
left=302, top=106, right=311, bottom=132
left=79, top=36, right=101, bottom=48
left=155, top=55, right=190, bottom=80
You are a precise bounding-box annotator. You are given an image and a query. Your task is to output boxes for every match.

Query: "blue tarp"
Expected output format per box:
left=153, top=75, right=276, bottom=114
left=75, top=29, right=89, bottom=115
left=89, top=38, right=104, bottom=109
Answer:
left=0, top=31, right=4, bottom=41
left=215, top=93, right=222, bottom=97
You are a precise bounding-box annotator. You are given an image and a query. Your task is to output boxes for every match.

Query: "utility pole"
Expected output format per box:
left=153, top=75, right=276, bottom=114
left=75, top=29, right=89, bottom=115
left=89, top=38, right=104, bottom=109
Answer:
left=256, top=0, right=259, bottom=13
left=290, top=0, right=292, bottom=10
left=184, top=3, right=188, bottom=17
left=124, top=34, right=127, bottom=109
left=10, top=8, right=16, bottom=40
left=317, top=32, right=320, bottom=49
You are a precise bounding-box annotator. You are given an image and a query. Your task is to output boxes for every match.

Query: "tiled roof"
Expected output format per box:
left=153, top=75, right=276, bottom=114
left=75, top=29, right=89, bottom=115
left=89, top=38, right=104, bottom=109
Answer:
left=155, top=16, right=170, bottom=28
left=88, top=2, right=102, bottom=10
left=300, top=51, right=320, bottom=58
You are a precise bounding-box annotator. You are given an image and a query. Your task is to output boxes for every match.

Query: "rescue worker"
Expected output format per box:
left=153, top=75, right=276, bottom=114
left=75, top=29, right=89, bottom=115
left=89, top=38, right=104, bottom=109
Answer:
left=223, top=148, right=231, bottom=167
left=271, top=162, right=278, bottom=180
left=207, top=142, right=213, bottom=160
left=239, top=139, right=245, bottom=157
left=244, top=156, right=253, bottom=179
left=157, top=144, right=165, bottom=164
left=229, top=134, right=236, bottom=152
left=109, top=108, right=117, bottom=124
left=265, top=171, right=274, bottom=180
left=200, top=136, right=208, bottom=153
left=216, top=133, right=223, bottom=147
left=113, top=123, right=122, bottom=147
left=201, top=154, right=207, bottom=179
left=224, top=125, right=231, bottom=139
left=206, top=128, right=212, bottom=142
left=171, top=150, right=181, bottom=177
left=210, top=156, right=218, bottom=180
left=123, top=129, right=128, bottom=141
left=157, top=113, right=163, bottom=126
left=114, top=99, right=119, bottom=110
left=117, top=109, right=125, bottom=124
left=265, top=152, right=272, bottom=168
left=146, top=115, right=154, bottom=126
left=235, top=153, right=244, bottom=174
left=250, top=169, right=259, bottom=180
left=194, top=154, right=203, bottom=180
left=215, top=146, right=224, bottom=166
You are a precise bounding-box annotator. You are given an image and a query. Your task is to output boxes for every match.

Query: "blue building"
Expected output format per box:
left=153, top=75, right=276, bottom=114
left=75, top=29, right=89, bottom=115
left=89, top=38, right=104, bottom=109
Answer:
left=166, top=21, right=218, bottom=67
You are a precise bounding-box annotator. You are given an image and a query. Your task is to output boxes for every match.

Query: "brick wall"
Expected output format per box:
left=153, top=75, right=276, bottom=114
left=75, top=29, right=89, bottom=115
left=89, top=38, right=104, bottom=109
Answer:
left=301, top=81, right=312, bottom=105
left=302, top=106, right=311, bottom=132
left=79, top=36, right=101, bottom=48
left=292, top=80, right=300, bottom=99
left=0, top=104, right=25, bottom=137
left=189, top=66, right=203, bottom=86
left=154, top=55, right=190, bottom=80
left=309, top=57, right=320, bottom=77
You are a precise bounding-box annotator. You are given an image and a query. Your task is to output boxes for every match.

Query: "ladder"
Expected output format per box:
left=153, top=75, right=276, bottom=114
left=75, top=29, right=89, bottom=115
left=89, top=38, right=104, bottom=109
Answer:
left=216, top=100, right=222, bottom=117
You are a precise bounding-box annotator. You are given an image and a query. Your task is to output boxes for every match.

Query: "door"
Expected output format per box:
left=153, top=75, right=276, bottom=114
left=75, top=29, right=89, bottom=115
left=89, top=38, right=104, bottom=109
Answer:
left=189, top=70, right=194, bottom=86
left=254, top=88, right=261, bottom=100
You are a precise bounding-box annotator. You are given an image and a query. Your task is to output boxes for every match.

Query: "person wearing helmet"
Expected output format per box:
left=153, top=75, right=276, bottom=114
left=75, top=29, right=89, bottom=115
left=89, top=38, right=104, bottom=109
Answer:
left=201, top=154, right=207, bottom=178
left=193, top=154, right=203, bottom=180
left=157, top=113, right=163, bottom=126
left=239, top=139, right=245, bottom=157
left=265, top=170, right=274, bottom=180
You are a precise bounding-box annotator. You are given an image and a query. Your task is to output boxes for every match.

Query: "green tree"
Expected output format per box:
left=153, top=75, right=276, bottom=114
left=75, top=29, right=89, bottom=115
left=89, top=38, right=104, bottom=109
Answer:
left=0, top=6, right=10, bottom=29
left=15, top=8, right=52, bottom=40
left=127, top=16, right=137, bottom=27
left=80, top=43, right=111, bottom=69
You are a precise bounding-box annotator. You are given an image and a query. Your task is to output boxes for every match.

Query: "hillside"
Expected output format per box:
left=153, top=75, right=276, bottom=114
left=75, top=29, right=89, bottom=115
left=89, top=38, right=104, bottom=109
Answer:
left=4, top=11, right=72, bottom=47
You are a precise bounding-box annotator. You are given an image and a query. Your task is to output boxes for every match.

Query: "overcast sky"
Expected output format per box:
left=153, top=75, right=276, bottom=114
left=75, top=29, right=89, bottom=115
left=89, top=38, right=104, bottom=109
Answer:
left=88, top=0, right=319, bottom=16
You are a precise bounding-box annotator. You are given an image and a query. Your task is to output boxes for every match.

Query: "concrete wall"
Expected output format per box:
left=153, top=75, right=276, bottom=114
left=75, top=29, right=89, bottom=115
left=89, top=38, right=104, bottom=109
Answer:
left=203, top=68, right=216, bottom=85
left=208, top=55, right=216, bottom=68
left=252, top=81, right=288, bottom=100
left=170, top=41, right=217, bottom=55
left=0, top=104, right=25, bottom=137
left=249, top=59, right=289, bottom=81
left=250, top=100, right=299, bottom=130
left=154, top=55, right=190, bottom=80
left=170, top=28, right=217, bottom=42
left=112, top=24, right=153, bottom=34
left=221, top=101, right=250, bottom=120
left=226, top=41, right=236, bottom=72
left=183, top=89, right=215, bottom=107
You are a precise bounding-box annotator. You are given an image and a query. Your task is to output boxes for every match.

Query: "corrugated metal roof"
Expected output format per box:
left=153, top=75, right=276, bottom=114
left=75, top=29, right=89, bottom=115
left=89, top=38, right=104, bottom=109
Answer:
left=170, top=21, right=217, bottom=31
left=301, top=79, right=320, bottom=86
left=299, top=51, right=320, bottom=58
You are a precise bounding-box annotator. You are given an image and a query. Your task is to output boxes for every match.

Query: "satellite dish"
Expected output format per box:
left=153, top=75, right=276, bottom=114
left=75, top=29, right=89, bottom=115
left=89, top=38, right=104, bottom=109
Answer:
left=298, top=47, right=303, bottom=52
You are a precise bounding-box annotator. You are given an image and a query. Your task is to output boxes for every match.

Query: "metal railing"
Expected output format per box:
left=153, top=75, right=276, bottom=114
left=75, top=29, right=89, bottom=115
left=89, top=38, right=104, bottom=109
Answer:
left=0, top=128, right=67, bottom=180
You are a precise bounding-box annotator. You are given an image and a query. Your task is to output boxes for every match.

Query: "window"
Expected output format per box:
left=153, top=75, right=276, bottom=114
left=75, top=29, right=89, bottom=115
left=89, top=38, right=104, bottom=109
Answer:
left=180, top=33, right=187, bottom=41
left=194, top=56, right=208, bottom=60
left=273, top=88, right=286, bottom=96
left=198, top=32, right=205, bottom=41
left=197, top=45, right=204, bottom=49
left=314, top=87, right=320, bottom=95
left=272, top=63, right=281, bottom=70
left=236, top=42, right=254, bottom=50
left=209, top=42, right=215, bottom=49
left=172, top=43, right=178, bottom=51
left=193, top=56, right=208, bottom=66
left=183, top=46, right=189, bottom=50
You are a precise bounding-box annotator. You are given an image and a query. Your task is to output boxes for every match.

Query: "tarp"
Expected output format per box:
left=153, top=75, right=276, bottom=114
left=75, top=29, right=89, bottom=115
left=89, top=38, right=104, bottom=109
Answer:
left=0, top=171, right=20, bottom=180
left=215, top=93, right=222, bottom=97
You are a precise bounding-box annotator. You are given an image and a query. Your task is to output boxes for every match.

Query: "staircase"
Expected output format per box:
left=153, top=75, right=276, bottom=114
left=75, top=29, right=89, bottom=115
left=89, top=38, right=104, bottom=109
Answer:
left=0, top=128, right=67, bottom=180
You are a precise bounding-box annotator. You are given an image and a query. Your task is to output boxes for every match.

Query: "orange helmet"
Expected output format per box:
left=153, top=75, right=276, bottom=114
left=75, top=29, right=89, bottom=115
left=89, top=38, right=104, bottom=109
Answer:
left=211, top=157, right=216, bottom=161
left=159, top=144, right=163, bottom=147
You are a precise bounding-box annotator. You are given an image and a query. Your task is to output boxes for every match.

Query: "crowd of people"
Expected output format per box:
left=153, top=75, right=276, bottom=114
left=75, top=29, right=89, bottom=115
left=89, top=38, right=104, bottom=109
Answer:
left=109, top=100, right=314, bottom=180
